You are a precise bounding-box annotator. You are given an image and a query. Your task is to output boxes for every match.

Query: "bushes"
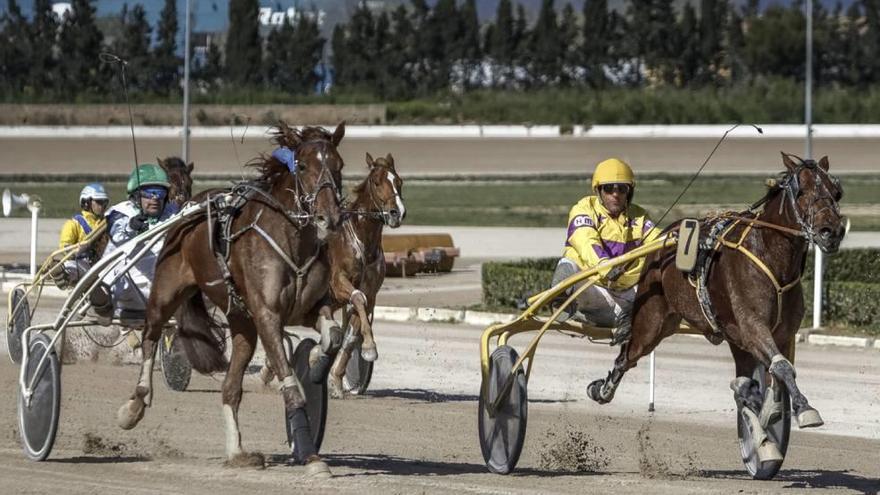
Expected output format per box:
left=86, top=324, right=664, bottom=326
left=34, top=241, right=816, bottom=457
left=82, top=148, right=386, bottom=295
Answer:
left=481, top=258, right=556, bottom=308
left=483, top=249, right=880, bottom=335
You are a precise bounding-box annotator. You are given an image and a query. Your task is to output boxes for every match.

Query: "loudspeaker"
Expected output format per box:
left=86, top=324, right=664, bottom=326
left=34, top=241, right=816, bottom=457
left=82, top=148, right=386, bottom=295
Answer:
left=2, top=189, right=40, bottom=217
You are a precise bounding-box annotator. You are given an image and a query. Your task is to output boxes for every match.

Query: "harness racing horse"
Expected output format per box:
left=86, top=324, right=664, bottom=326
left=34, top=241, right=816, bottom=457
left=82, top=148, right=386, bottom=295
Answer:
left=587, top=153, right=845, bottom=453
left=319, top=153, right=406, bottom=398
left=158, top=156, right=195, bottom=208
left=116, top=123, right=345, bottom=477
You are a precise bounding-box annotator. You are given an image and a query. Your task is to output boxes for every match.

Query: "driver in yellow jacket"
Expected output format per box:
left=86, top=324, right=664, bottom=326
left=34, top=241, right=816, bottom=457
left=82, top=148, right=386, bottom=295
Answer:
left=552, top=158, right=660, bottom=345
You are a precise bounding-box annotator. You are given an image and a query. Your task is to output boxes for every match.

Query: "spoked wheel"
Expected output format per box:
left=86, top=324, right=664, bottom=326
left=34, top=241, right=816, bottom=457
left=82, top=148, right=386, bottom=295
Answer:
left=343, top=344, right=374, bottom=395
left=478, top=345, right=528, bottom=474
left=7, top=287, right=30, bottom=364
left=160, top=329, right=192, bottom=392
left=737, top=363, right=791, bottom=480
left=18, top=333, right=61, bottom=461
left=288, top=338, right=328, bottom=452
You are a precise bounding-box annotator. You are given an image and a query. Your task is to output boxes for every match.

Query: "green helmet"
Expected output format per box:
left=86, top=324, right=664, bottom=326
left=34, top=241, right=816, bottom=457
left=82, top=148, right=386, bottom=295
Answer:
left=127, top=164, right=170, bottom=194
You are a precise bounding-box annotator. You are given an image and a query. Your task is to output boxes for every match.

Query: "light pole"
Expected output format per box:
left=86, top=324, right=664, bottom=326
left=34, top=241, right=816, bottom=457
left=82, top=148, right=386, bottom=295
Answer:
left=182, top=0, right=192, bottom=163
left=805, top=0, right=822, bottom=330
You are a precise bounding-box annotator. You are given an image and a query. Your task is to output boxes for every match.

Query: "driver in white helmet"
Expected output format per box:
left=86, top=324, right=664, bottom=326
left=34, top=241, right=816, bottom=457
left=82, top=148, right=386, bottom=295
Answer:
left=551, top=158, right=660, bottom=345
left=50, top=183, right=110, bottom=288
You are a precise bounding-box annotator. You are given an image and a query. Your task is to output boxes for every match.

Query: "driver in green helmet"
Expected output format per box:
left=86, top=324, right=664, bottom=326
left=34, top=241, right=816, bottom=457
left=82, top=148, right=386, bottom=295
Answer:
left=91, top=164, right=176, bottom=324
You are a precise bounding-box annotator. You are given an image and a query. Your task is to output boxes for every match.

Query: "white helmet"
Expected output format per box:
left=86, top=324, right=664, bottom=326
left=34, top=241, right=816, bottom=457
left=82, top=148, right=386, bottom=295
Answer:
left=79, top=183, right=109, bottom=203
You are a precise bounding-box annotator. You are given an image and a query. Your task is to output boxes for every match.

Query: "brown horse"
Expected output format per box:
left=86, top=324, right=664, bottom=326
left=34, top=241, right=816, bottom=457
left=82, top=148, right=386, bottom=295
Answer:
left=313, top=153, right=406, bottom=398
left=587, top=154, right=846, bottom=434
left=158, top=156, right=195, bottom=208
left=116, top=123, right=345, bottom=477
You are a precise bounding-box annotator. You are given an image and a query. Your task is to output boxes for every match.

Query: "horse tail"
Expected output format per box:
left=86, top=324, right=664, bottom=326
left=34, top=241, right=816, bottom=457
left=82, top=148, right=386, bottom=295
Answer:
left=175, top=292, right=228, bottom=374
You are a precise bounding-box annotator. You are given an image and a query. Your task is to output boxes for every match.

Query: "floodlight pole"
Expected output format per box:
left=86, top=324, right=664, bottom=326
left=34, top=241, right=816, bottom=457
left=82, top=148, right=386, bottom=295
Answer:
left=805, top=0, right=822, bottom=330
left=182, top=0, right=192, bottom=162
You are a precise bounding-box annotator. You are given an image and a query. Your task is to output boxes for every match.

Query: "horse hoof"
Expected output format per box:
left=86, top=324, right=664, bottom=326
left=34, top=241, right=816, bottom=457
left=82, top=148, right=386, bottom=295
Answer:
left=756, top=440, right=784, bottom=463
left=116, top=398, right=145, bottom=430
left=587, top=379, right=610, bottom=404
left=328, top=375, right=345, bottom=400
left=361, top=345, right=378, bottom=363
left=797, top=407, right=824, bottom=429
left=305, top=459, right=332, bottom=478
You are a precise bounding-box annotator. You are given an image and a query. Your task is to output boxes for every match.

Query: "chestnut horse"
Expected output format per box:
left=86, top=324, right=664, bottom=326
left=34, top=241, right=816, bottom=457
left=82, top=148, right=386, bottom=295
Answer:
left=587, top=154, right=846, bottom=433
left=314, top=153, right=406, bottom=398
left=116, top=124, right=345, bottom=477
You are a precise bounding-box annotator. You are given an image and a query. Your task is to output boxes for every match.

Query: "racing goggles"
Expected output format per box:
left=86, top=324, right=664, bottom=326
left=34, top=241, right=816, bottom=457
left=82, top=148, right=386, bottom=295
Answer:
left=139, top=187, right=168, bottom=200
left=599, top=183, right=631, bottom=195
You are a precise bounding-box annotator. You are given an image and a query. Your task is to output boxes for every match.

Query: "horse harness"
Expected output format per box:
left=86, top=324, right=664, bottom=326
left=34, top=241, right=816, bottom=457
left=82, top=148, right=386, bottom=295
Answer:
left=204, top=164, right=338, bottom=315
left=689, top=160, right=834, bottom=343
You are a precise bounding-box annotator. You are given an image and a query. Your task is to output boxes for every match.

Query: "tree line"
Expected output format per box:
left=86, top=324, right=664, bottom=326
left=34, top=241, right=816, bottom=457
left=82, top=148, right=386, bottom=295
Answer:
left=1, top=0, right=880, bottom=102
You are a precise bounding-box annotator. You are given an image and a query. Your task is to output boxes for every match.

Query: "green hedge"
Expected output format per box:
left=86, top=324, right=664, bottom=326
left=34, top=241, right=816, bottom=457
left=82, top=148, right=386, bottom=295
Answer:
left=483, top=249, right=879, bottom=335
left=481, top=258, right=556, bottom=308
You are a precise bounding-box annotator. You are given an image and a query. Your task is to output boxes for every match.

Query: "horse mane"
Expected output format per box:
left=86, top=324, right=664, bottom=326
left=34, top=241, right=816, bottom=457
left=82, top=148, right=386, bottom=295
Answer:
left=245, top=154, right=289, bottom=187
left=269, top=122, right=334, bottom=149
left=160, top=156, right=188, bottom=172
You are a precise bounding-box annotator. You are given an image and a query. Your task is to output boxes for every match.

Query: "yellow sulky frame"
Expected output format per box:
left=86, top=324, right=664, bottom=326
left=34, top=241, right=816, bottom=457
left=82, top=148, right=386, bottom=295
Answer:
left=479, top=232, right=709, bottom=404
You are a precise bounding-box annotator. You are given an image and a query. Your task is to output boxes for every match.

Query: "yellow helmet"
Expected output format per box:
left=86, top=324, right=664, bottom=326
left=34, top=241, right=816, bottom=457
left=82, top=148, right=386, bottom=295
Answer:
left=591, top=158, right=635, bottom=191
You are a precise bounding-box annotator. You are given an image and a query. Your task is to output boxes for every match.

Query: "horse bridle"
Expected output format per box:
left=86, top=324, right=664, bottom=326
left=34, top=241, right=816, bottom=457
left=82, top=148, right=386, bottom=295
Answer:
left=366, top=168, right=403, bottom=225
left=777, top=156, right=843, bottom=244
left=289, top=141, right=342, bottom=227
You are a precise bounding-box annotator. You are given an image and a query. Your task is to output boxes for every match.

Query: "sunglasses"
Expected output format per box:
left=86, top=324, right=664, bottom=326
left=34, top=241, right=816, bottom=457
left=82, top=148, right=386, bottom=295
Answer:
left=140, top=187, right=168, bottom=200
left=600, top=183, right=631, bottom=195
left=92, top=199, right=110, bottom=207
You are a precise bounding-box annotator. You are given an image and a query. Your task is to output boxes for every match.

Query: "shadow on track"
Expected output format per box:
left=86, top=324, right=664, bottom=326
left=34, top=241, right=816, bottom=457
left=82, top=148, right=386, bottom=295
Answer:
left=702, top=469, right=878, bottom=495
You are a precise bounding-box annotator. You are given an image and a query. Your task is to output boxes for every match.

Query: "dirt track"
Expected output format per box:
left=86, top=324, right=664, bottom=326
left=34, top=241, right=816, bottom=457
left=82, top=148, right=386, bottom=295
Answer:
left=1, top=300, right=878, bottom=494
left=1, top=136, right=879, bottom=175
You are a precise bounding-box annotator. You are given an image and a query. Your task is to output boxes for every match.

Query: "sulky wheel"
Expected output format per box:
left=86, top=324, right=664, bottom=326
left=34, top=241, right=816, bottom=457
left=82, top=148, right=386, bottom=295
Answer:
left=478, top=345, right=528, bottom=475
left=737, top=363, right=791, bottom=480
left=160, top=330, right=192, bottom=392
left=288, top=338, right=328, bottom=452
left=18, top=333, right=61, bottom=461
left=7, top=287, right=30, bottom=364
left=343, top=344, right=374, bottom=396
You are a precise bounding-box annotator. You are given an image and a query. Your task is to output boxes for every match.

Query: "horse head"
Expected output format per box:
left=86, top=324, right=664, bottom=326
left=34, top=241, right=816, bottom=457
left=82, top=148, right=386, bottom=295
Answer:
left=280, top=122, right=346, bottom=240
left=158, top=156, right=194, bottom=206
left=361, top=152, right=405, bottom=228
left=779, top=152, right=846, bottom=254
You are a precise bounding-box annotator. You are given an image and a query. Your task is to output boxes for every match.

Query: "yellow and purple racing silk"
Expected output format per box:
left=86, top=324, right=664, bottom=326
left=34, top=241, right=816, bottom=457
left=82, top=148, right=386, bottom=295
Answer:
left=562, top=196, right=660, bottom=289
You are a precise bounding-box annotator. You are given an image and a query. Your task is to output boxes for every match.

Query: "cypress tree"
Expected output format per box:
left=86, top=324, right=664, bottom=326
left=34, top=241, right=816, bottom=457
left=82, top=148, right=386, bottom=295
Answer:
left=387, top=4, right=416, bottom=97
left=530, top=0, right=560, bottom=85
left=30, top=0, right=58, bottom=96
left=698, top=0, right=725, bottom=84
left=58, top=0, right=106, bottom=97
left=0, top=0, right=31, bottom=97
left=460, top=0, right=482, bottom=90
left=488, top=0, right=515, bottom=87
left=724, top=3, right=746, bottom=83
left=678, top=3, right=700, bottom=86
left=153, top=0, right=179, bottom=95
left=558, top=3, right=579, bottom=86
left=115, top=4, right=152, bottom=93
left=330, top=24, right=347, bottom=87
left=226, top=0, right=262, bottom=86
left=582, top=0, right=611, bottom=87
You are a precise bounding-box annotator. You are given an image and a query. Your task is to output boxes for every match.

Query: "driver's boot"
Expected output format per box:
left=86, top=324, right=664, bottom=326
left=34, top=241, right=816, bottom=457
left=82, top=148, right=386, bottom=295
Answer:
left=89, top=283, right=113, bottom=326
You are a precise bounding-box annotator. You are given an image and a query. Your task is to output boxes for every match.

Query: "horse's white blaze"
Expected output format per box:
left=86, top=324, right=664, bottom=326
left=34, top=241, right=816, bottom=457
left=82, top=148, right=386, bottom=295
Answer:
left=223, top=404, right=242, bottom=457
left=386, top=171, right=405, bottom=217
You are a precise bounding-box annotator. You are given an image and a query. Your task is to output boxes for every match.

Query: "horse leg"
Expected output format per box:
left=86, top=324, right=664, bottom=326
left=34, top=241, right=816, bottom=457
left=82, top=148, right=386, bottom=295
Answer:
left=728, top=342, right=785, bottom=462
left=256, top=311, right=331, bottom=477
left=222, top=316, right=264, bottom=466
left=118, top=263, right=190, bottom=430
left=328, top=312, right=362, bottom=399
left=587, top=307, right=680, bottom=405
left=739, top=324, right=823, bottom=429
left=308, top=304, right=343, bottom=384
left=350, top=290, right=377, bottom=362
